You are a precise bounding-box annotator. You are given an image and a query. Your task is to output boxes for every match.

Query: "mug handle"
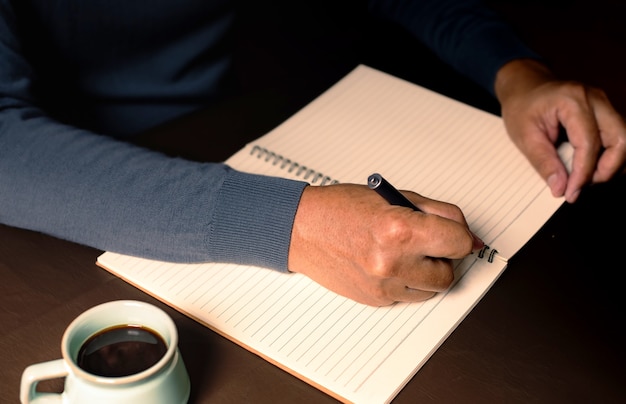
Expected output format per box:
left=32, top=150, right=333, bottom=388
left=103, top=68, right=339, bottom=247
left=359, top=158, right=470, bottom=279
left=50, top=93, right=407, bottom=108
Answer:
left=20, top=359, right=67, bottom=403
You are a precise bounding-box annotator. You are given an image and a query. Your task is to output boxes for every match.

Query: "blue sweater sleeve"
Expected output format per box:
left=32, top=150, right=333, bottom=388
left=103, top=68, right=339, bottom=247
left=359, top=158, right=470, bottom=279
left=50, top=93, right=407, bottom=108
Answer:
left=0, top=1, right=307, bottom=269
left=0, top=111, right=306, bottom=269
left=368, top=0, right=541, bottom=95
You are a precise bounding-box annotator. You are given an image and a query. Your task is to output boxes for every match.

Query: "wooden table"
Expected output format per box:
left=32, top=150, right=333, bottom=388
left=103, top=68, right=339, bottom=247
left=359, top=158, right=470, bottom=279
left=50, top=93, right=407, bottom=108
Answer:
left=2, top=2, right=625, bottom=402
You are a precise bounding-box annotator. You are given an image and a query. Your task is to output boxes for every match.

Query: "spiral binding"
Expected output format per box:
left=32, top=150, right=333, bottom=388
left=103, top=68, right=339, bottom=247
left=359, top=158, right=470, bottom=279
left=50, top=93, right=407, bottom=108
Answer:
left=250, top=145, right=339, bottom=185
left=476, top=244, right=499, bottom=263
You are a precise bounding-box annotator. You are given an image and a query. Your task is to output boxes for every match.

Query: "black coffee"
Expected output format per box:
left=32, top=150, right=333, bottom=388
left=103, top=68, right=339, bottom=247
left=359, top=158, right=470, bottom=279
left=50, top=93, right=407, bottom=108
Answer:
left=77, top=325, right=167, bottom=377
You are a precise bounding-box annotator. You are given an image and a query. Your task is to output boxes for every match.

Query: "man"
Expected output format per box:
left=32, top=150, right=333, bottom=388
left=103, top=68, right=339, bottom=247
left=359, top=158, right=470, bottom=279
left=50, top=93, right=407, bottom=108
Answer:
left=1, top=0, right=624, bottom=306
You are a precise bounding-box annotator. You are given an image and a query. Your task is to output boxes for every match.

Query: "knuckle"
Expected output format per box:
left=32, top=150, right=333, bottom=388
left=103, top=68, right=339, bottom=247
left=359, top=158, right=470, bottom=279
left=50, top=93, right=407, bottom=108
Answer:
left=587, top=85, right=609, bottom=101
left=379, top=215, right=413, bottom=243
left=558, top=82, right=589, bottom=110
left=369, top=254, right=398, bottom=279
left=371, top=215, right=414, bottom=255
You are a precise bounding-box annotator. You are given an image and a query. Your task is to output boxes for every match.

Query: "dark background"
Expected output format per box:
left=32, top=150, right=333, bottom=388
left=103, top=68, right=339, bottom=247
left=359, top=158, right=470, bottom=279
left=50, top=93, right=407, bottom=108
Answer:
left=233, top=0, right=626, bottom=117
left=3, top=1, right=625, bottom=403
left=144, top=0, right=626, bottom=161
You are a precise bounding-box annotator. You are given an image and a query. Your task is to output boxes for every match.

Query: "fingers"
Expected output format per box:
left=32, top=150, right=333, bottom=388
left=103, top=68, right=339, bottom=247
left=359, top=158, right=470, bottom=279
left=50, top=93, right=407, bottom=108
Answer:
left=556, top=85, right=626, bottom=201
left=349, top=256, right=456, bottom=306
left=554, top=84, right=603, bottom=201
left=366, top=251, right=465, bottom=305
left=587, top=88, right=626, bottom=183
left=389, top=256, right=456, bottom=293
left=496, top=60, right=626, bottom=203
left=528, top=139, right=570, bottom=198
left=405, top=191, right=484, bottom=251
left=373, top=195, right=478, bottom=259
left=520, top=83, right=626, bottom=203
left=361, top=197, right=476, bottom=304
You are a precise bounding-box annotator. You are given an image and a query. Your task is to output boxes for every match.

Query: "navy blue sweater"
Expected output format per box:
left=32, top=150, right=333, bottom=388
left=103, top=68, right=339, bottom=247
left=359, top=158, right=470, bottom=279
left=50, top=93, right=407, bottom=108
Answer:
left=0, top=0, right=537, bottom=268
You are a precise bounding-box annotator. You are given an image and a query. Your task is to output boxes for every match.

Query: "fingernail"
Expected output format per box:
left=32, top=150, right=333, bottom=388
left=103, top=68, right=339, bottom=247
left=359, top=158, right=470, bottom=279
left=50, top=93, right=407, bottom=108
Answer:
left=566, top=188, right=580, bottom=203
left=547, top=174, right=559, bottom=196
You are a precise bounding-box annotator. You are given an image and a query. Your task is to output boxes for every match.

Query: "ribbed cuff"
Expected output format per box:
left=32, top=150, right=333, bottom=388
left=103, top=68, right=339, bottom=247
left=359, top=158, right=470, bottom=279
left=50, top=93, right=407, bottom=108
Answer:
left=208, top=169, right=308, bottom=271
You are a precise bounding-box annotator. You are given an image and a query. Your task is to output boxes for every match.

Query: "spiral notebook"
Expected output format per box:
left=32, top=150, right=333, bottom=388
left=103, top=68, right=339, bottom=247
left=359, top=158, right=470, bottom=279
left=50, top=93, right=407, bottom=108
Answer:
left=97, top=65, right=572, bottom=403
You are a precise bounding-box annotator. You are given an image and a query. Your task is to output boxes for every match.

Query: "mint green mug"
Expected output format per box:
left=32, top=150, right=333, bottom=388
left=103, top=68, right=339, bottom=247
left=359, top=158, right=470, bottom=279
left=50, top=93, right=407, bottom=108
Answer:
left=20, top=300, right=190, bottom=404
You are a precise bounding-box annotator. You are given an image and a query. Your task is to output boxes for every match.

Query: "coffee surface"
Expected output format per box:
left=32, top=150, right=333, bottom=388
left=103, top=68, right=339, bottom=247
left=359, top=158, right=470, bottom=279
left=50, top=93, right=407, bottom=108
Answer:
left=77, top=325, right=167, bottom=377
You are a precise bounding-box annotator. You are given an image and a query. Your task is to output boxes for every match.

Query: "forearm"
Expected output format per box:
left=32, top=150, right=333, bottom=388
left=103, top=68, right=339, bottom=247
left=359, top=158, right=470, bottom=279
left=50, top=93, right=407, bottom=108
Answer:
left=0, top=106, right=307, bottom=268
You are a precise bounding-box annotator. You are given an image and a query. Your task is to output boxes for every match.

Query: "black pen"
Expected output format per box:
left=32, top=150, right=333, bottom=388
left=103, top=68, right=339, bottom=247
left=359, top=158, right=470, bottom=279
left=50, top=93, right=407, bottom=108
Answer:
left=367, top=173, right=421, bottom=211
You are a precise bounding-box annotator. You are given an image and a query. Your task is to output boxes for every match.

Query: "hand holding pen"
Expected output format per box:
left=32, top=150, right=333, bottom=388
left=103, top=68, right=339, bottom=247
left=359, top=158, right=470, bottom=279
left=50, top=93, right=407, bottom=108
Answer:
left=287, top=175, right=483, bottom=306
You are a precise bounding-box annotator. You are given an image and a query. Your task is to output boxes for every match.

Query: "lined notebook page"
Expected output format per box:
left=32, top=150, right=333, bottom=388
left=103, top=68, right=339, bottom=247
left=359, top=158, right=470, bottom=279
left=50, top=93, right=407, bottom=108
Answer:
left=231, top=65, right=572, bottom=259
left=98, top=251, right=504, bottom=403
left=97, top=65, right=572, bottom=404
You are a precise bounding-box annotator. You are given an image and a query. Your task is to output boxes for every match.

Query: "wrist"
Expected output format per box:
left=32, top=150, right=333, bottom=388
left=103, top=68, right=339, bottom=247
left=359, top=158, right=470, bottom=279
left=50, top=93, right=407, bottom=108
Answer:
left=494, top=59, right=554, bottom=105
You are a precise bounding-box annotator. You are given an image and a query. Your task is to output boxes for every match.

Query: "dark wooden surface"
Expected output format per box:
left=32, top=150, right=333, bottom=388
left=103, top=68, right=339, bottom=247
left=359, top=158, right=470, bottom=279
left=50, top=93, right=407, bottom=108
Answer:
left=2, top=1, right=625, bottom=403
